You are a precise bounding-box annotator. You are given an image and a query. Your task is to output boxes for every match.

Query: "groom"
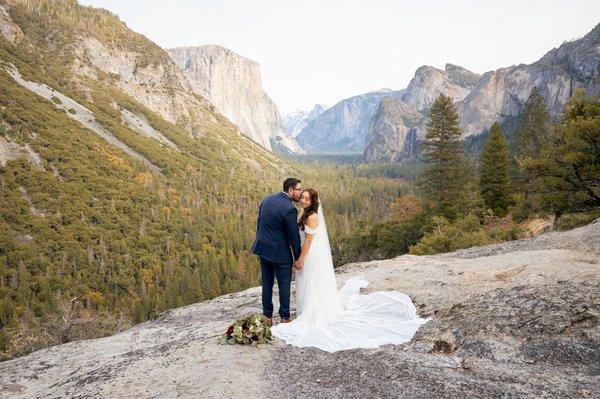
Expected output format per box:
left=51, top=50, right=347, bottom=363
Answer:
left=251, top=177, right=302, bottom=326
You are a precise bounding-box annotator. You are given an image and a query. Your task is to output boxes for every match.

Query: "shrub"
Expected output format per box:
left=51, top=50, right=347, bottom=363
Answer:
left=409, top=215, right=491, bottom=255
left=556, top=210, right=600, bottom=231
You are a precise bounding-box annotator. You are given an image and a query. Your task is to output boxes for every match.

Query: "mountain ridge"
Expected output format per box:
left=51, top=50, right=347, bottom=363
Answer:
left=167, top=45, right=304, bottom=154
left=302, top=24, right=599, bottom=159
left=296, top=89, right=405, bottom=154
left=282, top=103, right=327, bottom=137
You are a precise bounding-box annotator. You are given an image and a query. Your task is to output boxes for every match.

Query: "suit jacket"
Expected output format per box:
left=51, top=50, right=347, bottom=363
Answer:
left=251, top=192, right=301, bottom=264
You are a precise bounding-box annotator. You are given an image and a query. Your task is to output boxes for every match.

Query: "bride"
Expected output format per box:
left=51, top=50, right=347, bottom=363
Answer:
left=271, top=188, right=429, bottom=352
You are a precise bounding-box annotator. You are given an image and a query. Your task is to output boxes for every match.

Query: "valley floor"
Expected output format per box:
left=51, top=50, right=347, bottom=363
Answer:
left=0, top=220, right=598, bottom=398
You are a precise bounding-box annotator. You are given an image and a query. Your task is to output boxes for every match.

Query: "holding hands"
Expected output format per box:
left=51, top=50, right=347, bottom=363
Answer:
left=293, top=258, right=304, bottom=271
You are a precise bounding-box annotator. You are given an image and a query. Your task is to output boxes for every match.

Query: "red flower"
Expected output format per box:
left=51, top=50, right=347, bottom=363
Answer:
left=226, top=325, right=234, bottom=336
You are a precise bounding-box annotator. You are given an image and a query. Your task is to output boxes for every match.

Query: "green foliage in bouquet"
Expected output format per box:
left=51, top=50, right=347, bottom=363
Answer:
left=221, top=314, right=273, bottom=346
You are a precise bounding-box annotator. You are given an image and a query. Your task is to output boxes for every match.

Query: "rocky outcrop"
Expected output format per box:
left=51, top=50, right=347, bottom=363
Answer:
left=167, top=45, right=304, bottom=154
left=73, top=36, right=230, bottom=140
left=0, top=4, right=22, bottom=44
left=402, top=64, right=479, bottom=110
left=459, top=63, right=578, bottom=138
left=0, top=136, right=42, bottom=168
left=282, top=104, right=326, bottom=137
left=297, top=89, right=404, bottom=154
left=121, top=109, right=180, bottom=151
left=363, top=97, right=424, bottom=163
left=1, top=220, right=598, bottom=398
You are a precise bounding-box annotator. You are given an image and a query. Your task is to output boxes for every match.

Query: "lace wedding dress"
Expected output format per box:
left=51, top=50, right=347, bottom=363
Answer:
left=271, top=205, right=429, bottom=352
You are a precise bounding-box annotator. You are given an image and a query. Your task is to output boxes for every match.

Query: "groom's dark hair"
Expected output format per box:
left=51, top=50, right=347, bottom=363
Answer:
left=283, top=177, right=301, bottom=192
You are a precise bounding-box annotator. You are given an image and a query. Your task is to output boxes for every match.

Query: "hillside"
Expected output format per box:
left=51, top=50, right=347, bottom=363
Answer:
left=0, top=0, right=301, bottom=355
left=0, top=219, right=597, bottom=398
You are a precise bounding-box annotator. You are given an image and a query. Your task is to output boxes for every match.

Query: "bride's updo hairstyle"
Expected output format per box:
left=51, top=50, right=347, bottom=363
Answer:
left=298, top=188, right=319, bottom=231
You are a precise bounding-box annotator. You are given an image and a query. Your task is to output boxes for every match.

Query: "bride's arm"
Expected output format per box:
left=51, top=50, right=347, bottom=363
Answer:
left=295, top=213, right=318, bottom=271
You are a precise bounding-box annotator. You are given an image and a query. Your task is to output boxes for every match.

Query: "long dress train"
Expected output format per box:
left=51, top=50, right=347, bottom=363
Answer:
left=271, top=205, right=429, bottom=352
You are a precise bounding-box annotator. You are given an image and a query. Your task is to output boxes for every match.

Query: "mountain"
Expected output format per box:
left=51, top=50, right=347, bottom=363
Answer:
left=282, top=103, right=326, bottom=137
left=281, top=107, right=305, bottom=136
left=363, top=64, right=478, bottom=162
left=296, top=89, right=404, bottom=154
left=2, top=219, right=598, bottom=397
left=298, top=64, right=478, bottom=156
left=365, top=25, right=600, bottom=161
left=363, top=97, right=424, bottom=163
left=401, top=63, right=480, bottom=110
left=0, top=0, right=301, bottom=357
left=168, top=45, right=304, bottom=154
left=459, top=24, right=600, bottom=137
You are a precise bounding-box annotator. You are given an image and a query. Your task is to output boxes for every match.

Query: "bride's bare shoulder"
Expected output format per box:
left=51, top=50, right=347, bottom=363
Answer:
left=306, top=213, right=319, bottom=229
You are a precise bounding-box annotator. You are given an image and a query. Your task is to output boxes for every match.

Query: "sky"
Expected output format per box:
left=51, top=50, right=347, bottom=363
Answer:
left=78, top=0, right=599, bottom=111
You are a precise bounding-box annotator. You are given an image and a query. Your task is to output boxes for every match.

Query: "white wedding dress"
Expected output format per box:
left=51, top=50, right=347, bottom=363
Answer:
left=271, top=205, right=429, bottom=352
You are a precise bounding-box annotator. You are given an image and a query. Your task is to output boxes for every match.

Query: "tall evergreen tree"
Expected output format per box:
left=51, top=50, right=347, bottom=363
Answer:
left=418, top=94, right=467, bottom=219
left=480, top=122, right=512, bottom=216
left=514, top=87, right=552, bottom=160
left=513, top=87, right=551, bottom=211
left=527, top=89, right=600, bottom=228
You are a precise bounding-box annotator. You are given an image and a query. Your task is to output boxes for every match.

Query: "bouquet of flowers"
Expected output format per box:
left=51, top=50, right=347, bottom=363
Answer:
left=221, top=314, right=273, bottom=346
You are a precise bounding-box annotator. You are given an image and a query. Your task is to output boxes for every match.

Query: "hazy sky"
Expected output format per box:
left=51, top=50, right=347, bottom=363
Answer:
left=78, top=0, right=599, bottom=110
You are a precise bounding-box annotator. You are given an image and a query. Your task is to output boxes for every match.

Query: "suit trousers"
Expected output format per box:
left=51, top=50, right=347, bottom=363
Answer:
left=259, top=257, right=293, bottom=320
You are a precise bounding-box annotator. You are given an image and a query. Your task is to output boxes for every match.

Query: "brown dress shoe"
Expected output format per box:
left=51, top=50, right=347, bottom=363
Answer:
left=280, top=318, right=291, bottom=323
left=264, top=317, right=273, bottom=327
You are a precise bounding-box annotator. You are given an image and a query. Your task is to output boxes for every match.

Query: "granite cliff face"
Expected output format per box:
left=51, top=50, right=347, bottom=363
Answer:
left=0, top=3, right=22, bottom=44
left=460, top=24, right=600, bottom=137
left=363, top=97, right=424, bottom=163
left=296, top=89, right=404, bottom=154
left=363, top=64, right=478, bottom=162
left=72, top=36, right=223, bottom=140
left=401, top=63, right=480, bottom=110
left=168, top=46, right=304, bottom=154
left=1, top=220, right=598, bottom=398
left=0, top=0, right=287, bottom=163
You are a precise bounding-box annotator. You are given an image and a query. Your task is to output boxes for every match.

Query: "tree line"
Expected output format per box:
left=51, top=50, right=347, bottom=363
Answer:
left=335, top=87, right=600, bottom=262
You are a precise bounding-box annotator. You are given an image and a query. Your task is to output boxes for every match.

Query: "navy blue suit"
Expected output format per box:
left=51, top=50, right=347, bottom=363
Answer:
left=251, top=192, right=301, bottom=319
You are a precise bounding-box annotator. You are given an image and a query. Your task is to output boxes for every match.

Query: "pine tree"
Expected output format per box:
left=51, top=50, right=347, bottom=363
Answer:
left=513, top=87, right=551, bottom=212
left=455, top=181, right=487, bottom=220
left=527, top=89, right=600, bottom=228
left=480, top=122, right=512, bottom=216
left=514, top=87, right=551, bottom=159
left=418, top=93, right=467, bottom=219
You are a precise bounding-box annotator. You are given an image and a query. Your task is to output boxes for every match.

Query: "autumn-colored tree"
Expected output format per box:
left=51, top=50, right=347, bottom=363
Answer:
left=389, top=194, right=422, bottom=223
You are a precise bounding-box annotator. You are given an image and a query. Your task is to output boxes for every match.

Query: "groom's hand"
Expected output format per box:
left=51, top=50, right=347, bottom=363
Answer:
left=294, top=259, right=304, bottom=271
